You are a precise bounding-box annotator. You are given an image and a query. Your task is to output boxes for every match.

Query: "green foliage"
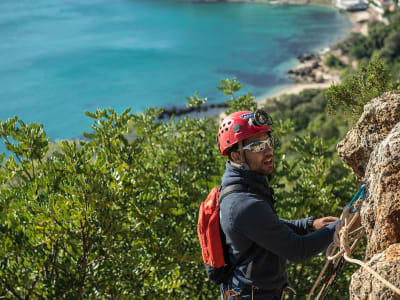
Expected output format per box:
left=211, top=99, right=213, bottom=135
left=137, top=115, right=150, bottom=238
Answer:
left=185, top=91, right=207, bottom=108
left=263, top=89, right=326, bottom=132
left=0, top=79, right=358, bottom=299
left=261, top=88, right=352, bottom=153
left=324, top=54, right=345, bottom=69
left=335, top=10, right=400, bottom=83
left=368, top=21, right=391, bottom=50
left=0, top=117, right=49, bottom=162
left=336, top=33, right=372, bottom=60
left=0, top=106, right=222, bottom=298
left=349, top=34, right=373, bottom=60
left=218, top=78, right=258, bottom=114
left=379, top=31, right=400, bottom=60
left=326, top=56, right=394, bottom=120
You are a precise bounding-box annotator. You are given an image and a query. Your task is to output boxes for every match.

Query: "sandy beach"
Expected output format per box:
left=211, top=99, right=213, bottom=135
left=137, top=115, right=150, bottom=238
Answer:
left=256, top=82, right=334, bottom=106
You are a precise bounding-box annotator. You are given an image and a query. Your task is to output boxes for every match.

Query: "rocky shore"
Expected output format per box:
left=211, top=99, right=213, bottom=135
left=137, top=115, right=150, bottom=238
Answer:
left=287, top=52, right=340, bottom=84
left=286, top=10, right=371, bottom=85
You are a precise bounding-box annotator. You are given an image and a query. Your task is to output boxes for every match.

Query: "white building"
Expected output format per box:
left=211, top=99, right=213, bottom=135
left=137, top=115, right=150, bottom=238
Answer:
left=335, top=0, right=369, bottom=11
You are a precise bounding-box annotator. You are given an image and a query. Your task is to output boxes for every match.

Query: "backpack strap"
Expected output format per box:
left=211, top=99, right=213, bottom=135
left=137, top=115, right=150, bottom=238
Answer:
left=219, top=184, right=252, bottom=204
left=218, top=183, right=262, bottom=281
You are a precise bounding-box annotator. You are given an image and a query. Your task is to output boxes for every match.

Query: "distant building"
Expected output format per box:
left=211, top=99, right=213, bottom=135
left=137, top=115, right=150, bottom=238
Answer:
left=335, top=0, right=369, bottom=11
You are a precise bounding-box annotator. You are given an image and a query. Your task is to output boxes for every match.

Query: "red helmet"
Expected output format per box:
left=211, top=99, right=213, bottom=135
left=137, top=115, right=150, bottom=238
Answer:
left=217, top=109, right=272, bottom=155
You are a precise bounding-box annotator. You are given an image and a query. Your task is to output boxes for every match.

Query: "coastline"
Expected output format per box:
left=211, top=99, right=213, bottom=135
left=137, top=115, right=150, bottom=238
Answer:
left=254, top=9, right=370, bottom=108
left=217, top=7, right=368, bottom=120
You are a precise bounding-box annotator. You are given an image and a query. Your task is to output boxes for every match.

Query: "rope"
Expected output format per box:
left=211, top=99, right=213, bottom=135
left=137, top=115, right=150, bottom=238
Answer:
left=306, top=207, right=364, bottom=300
left=333, top=208, right=400, bottom=296
left=310, top=205, right=400, bottom=298
left=308, top=183, right=400, bottom=299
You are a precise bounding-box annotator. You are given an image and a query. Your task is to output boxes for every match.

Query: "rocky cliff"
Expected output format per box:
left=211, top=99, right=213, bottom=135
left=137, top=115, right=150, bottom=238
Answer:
left=337, top=91, right=400, bottom=300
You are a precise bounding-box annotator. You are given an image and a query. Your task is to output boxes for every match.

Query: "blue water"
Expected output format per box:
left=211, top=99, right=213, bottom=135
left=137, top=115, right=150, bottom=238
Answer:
left=0, top=0, right=350, bottom=147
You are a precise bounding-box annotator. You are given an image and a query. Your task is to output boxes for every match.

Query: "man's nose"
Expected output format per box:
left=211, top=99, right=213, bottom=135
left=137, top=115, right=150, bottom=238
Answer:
left=264, top=146, right=273, bottom=155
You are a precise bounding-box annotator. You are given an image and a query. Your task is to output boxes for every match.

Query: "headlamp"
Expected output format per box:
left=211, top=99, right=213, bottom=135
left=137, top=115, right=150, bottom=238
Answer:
left=249, top=109, right=273, bottom=127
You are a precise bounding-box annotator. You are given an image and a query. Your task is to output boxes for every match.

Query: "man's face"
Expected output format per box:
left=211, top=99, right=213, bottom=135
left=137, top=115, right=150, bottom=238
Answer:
left=242, top=132, right=274, bottom=175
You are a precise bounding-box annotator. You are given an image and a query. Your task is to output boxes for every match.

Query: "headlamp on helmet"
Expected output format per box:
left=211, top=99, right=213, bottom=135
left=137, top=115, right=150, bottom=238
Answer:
left=248, top=109, right=273, bottom=127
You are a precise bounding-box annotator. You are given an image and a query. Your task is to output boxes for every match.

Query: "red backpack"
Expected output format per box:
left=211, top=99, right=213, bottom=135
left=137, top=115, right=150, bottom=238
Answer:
left=197, top=184, right=255, bottom=284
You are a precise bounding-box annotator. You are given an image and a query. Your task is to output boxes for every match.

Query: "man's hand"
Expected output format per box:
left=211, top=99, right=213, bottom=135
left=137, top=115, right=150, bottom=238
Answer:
left=313, top=216, right=339, bottom=231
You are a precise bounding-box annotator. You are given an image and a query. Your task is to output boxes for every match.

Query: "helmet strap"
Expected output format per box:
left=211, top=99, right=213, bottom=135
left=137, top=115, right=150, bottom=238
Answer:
left=238, top=141, right=249, bottom=170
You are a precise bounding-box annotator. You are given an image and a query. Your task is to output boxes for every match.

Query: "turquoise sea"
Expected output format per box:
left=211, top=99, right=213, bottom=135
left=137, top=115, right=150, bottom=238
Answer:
left=0, top=0, right=351, bottom=146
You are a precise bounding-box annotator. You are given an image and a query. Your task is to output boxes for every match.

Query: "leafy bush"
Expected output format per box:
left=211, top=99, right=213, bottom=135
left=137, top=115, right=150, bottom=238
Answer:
left=326, top=56, right=395, bottom=120
left=368, top=21, right=391, bottom=50
left=0, top=79, right=358, bottom=299
left=379, top=31, right=400, bottom=60
left=325, top=54, right=345, bottom=69
left=263, top=89, right=326, bottom=132
left=336, top=33, right=372, bottom=59
left=0, top=108, right=222, bottom=299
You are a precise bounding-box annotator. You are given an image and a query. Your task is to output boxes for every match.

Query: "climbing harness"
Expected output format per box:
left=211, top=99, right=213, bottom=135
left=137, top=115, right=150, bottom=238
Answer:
left=307, top=181, right=400, bottom=299
left=224, top=283, right=296, bottom=300
left=224, top=288, right=241, bottom=300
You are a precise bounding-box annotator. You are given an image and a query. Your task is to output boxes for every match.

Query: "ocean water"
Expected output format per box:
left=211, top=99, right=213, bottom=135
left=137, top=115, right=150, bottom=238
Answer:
left=0, top=0, right=351, bottom=147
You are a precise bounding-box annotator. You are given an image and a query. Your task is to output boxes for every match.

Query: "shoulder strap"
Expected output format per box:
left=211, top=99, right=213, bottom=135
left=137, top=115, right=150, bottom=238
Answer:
left=218, top=184, right=262, bottom=277
left=219, top=184, right=251, bottom=204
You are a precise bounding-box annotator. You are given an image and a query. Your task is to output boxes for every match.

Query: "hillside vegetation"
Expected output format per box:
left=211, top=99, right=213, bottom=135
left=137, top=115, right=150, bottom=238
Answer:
left=0, top=75, right=369, bottom=299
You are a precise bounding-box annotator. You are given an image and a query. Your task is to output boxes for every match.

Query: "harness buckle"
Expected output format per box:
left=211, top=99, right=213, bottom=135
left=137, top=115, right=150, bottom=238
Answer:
left=224, top=289, right=241, bottom=300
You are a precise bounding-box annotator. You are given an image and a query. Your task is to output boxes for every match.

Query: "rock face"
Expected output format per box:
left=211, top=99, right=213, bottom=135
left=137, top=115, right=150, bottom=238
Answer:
left=337, top=91, right=400, bottom=300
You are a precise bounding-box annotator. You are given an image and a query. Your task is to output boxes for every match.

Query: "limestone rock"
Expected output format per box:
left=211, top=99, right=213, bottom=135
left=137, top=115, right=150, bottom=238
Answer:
left=350, top=244, right=400, bottom=300
left=337, top=92, right=400, bottom=179
left=337, top=91, right=400, bottom=299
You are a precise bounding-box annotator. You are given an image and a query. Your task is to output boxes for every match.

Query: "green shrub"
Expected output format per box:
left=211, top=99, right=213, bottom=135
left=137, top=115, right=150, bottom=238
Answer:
left=327, top=56, right=394, bottom=120
left=0, top=79, right=358, bottom=299
left=325, top=54, right=345, bottom=69
left=380, top=31, right=400, bottom=60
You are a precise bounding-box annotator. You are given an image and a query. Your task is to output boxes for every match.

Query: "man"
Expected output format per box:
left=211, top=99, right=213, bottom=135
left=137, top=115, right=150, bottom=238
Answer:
left=217, top=110, right=339, bottom=300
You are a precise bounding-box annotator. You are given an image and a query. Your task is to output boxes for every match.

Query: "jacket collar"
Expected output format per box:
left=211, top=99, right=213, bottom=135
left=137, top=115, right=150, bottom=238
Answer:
left=221, top=161, right=274, bottom=201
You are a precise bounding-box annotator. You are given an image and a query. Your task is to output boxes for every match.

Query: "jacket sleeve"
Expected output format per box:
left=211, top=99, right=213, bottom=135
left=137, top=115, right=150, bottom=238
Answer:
left=280, top=217, right=311, bottom=235
left=233, top=197, right=339, bottom=263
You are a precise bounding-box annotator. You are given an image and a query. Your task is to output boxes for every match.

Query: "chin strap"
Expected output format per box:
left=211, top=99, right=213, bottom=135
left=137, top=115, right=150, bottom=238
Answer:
left=237, top=141, right=249, bottom=170
left=229, top=141, right=250, bottom=170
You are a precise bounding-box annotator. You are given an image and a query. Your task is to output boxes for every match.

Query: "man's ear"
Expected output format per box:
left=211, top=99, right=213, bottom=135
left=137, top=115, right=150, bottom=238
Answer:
left=230, top=151, right=242, bottom=164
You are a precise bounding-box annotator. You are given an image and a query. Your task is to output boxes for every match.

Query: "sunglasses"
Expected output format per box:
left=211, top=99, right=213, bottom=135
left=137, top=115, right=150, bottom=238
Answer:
left=242, top=136, right=274, bottom=153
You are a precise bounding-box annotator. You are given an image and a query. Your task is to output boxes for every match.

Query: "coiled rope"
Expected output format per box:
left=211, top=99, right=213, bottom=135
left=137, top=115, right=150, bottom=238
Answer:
left=307, top=185, right=400, bottom=299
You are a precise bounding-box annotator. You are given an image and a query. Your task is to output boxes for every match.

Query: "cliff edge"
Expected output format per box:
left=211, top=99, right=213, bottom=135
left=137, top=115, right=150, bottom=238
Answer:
left=337, top=91, right=400, bottom=299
